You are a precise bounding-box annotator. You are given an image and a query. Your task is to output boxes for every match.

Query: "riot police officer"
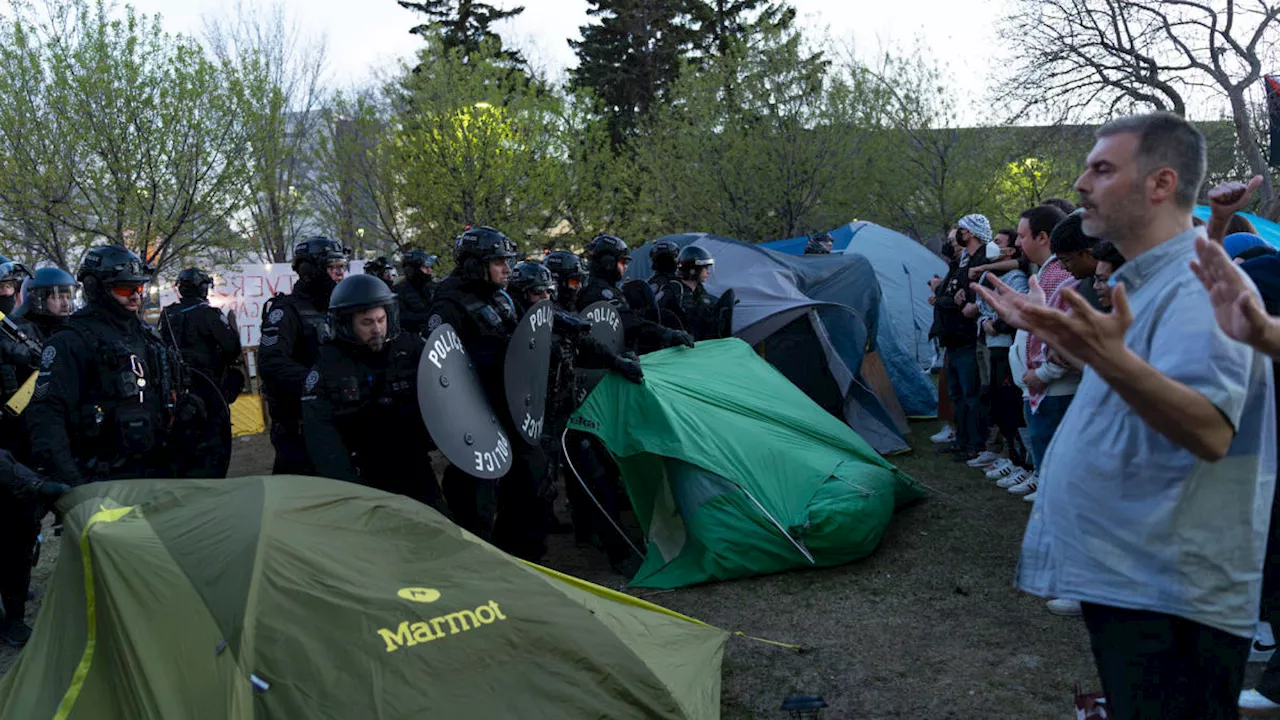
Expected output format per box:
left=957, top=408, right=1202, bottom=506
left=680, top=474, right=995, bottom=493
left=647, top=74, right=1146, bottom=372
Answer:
left=27, top=245, right=184, bottom=485
left=656, top=246, right=728, bottom=341
left=0, top=257, right=32, bottom=316
left=805, top=232, right=834, bottom=254
left=426, top=226, right=549, bottom=560
left=577, top=234, right=693, bottom=354
left=302, top=274, right=437, bottom=506
left=158, top=267, right=243, bottom=402
left=394, top=249, right=437, bottom=334
left=364, top=256, right=397, bottom=289
left=0, top=268, right=76, bottom=463
left=259, top=236, right=348, bottom=474
left=543, top=250, right=587, bottom=310
left=0, top=449, right=66, bottom=647
left=647, top=239, right=681, bottom=295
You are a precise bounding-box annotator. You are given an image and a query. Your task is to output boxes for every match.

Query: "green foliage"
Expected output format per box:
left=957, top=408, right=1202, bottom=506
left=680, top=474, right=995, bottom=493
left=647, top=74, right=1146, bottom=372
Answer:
left=398, top=0, right=526, bottom=67
left=0, top=0, right=252, bottom=271
left=391, top=35, right=565, bottom=255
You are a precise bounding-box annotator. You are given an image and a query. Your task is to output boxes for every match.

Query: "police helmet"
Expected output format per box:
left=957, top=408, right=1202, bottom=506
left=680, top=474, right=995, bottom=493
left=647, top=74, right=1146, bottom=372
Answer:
left=77, top=245, right=154, bottom=304
left=677, top=245, right=715, bottom=280
left=585, top=233, right=630, bottom=282
left=509, top=260, right=556, bottom=303
left=805, top=233, right=834, bottom=254
left=453, top=226, right=517, bottom=283
left=401, top=249, right=438, bottom=273
left=328, top=273, right=400, bottom=346
left=649, top=240, right=680, bottom=274
left=176, top=266, right=213, bottom=299
left=291, top=236, right=348, bottom=276
left=364, top=256, right=397, bottom=285
left=544, top=250, right=585, bottom=303
left=23, top=266, right=78, bottom=317
left=0, top=257, right=33, bottom=284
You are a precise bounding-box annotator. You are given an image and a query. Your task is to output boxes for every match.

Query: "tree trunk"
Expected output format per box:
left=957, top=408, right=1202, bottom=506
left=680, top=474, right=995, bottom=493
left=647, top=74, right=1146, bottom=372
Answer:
left=1227, top=90, right=1278, bottom=218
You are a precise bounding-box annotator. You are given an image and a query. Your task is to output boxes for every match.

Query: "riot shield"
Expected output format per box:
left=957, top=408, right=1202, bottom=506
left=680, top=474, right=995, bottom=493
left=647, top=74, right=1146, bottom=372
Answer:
left=418, top=323, right=512, bottom=479
left=504, top=299, right=553, bottom=446
left=621, top=279, right=659, bottom=322
left=715, top=287, right=737, bottom=338
left=579, top=301, right=624, bottom=355
left=173, top=369, right=232, bottom=478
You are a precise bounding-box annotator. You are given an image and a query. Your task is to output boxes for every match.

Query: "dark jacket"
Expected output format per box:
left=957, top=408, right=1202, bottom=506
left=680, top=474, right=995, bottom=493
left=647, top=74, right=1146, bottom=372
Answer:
left=258, top=280, right=331, bottom=427
left=393, top=274, right=436, bottom=335
left=931, top=253, right=979, bottom=349
left=158, top=297, right=241, bottom=380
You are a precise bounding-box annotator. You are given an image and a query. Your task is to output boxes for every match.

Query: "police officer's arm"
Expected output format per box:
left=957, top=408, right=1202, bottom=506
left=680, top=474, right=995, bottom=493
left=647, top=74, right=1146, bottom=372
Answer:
left=397, top=292, right=431, bottom=334
left=211, top=308, right=243, bottom=364
left=26, top=332, right=86, bottom=485
left=574, top=336, right=644, bottom=384
left=621, top=306, right=693, bottom=351
left=300, top=364, right=359, bottom=483
left=258, top=303, right=308, bottom=396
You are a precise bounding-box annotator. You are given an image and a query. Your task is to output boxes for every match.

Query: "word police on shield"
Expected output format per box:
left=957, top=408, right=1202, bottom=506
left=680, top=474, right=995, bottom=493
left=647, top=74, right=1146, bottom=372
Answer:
left=504, top=299, right=553, bottom=446
left=579, top=301, right=624, bottom=355
left=417, top=323, right=512, bottom=479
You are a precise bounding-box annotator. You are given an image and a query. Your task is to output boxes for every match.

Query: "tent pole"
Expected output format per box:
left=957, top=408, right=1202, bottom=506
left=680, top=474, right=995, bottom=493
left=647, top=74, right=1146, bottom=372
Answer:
left=560, top=430, right=644, bottom=559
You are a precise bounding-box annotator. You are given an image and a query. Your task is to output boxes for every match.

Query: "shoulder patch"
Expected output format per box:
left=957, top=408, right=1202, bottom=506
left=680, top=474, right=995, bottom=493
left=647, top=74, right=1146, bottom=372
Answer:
left=259, top=334, right=278, bottom=347
left=602, top=288, right=614, bottom=299
left=40, top=346, right=55, bottom=368
left=304, top=370, right=320, bottom=392
left=267, top=308, right=284, bottom=324
left=427, top=314, right=443, bottom=332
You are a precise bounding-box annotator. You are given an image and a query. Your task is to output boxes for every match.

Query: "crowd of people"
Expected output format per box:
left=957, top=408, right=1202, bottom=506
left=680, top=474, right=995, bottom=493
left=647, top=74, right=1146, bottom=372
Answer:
left=932, top=111, right=1280, bottom=719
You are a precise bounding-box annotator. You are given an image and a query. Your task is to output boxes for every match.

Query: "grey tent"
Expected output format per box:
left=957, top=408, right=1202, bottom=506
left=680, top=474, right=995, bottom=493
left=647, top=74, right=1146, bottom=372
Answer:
left=627, top=234, right=911, bottom=455
left=762, top=222, right=947, bottom=418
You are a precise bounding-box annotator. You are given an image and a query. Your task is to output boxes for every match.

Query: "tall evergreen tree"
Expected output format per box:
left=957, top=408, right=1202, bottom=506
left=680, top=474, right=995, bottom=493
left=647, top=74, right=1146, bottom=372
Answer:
left=696, top=0, right=796, bottom=57
left=397, top=0, right=526, bottom=66
left=569, top=0, right=703, bottom=148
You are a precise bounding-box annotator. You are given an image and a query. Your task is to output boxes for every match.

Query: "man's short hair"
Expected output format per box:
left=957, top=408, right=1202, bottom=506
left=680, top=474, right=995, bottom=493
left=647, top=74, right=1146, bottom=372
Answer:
left=1020, top=205, right=1067, bottom=240
left=1095, top=112, right=1207, bottom=209
left=1041, top=197, right=1077, bottom=214
left=1226, top=214, right=1258, bottom=236
left=995, top=227, right=1017, bottom=241
left=1050, top=212, right=1097, bottom=257
left=1091, top=239, right=1126, bottom=269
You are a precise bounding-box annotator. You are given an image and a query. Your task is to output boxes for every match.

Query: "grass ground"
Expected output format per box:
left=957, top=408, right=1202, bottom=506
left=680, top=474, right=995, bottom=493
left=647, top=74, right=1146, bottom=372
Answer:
left=1, top=423, right=1112, bottom=718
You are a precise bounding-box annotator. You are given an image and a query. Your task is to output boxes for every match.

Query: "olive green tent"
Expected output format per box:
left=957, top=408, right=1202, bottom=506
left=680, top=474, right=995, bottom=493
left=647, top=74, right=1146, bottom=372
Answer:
left=0, top=477, right=728, bottom=719
left=568, top=338, right=924, bottom=589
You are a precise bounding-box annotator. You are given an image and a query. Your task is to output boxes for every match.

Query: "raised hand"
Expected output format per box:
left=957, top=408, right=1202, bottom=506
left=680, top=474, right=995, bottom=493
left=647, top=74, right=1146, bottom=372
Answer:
left=1190, top=234, right=1275, bottom=350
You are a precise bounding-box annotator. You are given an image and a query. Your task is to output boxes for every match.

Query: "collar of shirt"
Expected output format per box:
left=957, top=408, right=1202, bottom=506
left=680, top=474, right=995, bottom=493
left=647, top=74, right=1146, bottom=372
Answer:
left=1110, top=227, right=1204, bottom=292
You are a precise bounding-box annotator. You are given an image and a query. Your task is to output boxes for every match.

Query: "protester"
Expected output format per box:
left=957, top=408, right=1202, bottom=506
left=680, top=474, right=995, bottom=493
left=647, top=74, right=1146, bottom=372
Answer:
left=1090, top=240, right=1126, bottom=310
left=1041, top=197, right=1078, bottom=215
left=982, top=112, right=1275, bottom=719
left=930, top=215, right=994, bottom=463
left=969, top=234, right=1030, bottom=474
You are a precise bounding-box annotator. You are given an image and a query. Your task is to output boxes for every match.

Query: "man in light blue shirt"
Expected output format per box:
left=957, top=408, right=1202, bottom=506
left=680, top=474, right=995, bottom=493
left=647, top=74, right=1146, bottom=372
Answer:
left=979, top=112, right=1276, bottom=720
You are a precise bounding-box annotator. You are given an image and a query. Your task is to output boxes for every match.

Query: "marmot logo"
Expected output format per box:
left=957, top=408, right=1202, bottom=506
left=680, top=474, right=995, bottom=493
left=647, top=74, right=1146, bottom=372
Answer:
left=397, top=587, right=441, bottom=603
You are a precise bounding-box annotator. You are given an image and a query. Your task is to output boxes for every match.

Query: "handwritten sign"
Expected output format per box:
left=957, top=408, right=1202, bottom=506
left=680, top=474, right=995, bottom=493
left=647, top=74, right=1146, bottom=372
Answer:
left=157, top=261, right=365, bottom=347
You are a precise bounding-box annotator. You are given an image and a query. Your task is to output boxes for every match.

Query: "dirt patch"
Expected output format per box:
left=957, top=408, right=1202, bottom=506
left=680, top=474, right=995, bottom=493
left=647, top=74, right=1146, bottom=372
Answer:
left=2, top=425, right=1118, bottom=717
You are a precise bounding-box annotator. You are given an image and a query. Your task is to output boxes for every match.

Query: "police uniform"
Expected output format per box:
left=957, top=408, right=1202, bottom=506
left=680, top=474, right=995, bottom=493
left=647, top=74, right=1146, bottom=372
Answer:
left=302, top=334, right=436, bottom=505
left=27, top=253, right=181, bottom=485
left=393, top=276, right=435, bottom=335
left=577, top=270, right=691, bottom=355
left=0, top=449, right=65, bottom=646
left=259, top=237, right=346, bottom=474
left=656, top=281, right=722, bottom=341
left=159, top=297, right=241, bottom=391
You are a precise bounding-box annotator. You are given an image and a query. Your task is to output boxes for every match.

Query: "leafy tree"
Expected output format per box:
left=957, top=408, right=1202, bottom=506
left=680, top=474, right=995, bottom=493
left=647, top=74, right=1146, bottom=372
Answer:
left=694, top=0, right=796, bottom=58
left=0, top=0, right=253, bottom=271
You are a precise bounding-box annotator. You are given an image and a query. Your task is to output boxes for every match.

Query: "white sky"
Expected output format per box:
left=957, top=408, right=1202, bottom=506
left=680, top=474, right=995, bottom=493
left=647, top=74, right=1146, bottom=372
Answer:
left=124, top=0, right=1003, bottom=101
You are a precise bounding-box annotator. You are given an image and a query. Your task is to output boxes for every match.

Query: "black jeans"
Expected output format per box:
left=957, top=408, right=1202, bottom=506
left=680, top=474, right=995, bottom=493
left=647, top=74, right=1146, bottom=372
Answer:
left=0, top=496, right=40, bottom=626
left=944, top=344, right=985, bottom=452
left=984, top=346, right=1028, bottom=467
left=1081, top=603, right=1250, bottom=719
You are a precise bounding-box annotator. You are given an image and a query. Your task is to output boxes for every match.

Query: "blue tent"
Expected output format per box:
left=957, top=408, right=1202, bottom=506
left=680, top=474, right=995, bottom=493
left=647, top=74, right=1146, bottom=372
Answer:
left=761, top=222, right=947, bottom=418
left=627, top=233, right=920, bottom=455
left=1192, top=206, right=1280, bottom=247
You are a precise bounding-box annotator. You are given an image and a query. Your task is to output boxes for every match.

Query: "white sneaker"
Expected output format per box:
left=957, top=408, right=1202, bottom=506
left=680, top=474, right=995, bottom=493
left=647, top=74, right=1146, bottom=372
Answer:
left=985, top=459, right=1016, bottom=480
left=1253, top=621, right=1277, bottom=663
left=966, top=451, right=1000, bottom=468
left=1239, top=688, right=1280, bottom=716
left=1022, top=490, right=1038, bottom=502
left=996, top=468, right=1030, bottom=489
left=1008, top=472, right=1038, bottom=495
left=1046, top=598, right=1082, bottom=616
left=930, top=425, right=955, bottom=444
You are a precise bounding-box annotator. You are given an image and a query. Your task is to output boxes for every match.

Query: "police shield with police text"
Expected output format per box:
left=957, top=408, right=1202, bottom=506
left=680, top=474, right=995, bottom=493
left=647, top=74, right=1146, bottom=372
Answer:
left=504, top=299, right=553, bottom=446
left=425, top=226, right=549, bottom=560
left=26, top=246, right=185, bottom=485
left=417, top=322, right=512, bottom=480
left=577, top=234, right=694, bottom=354
left=303, top=274, right=438, bottom=505
left=259, top=237, right=348, bottom=474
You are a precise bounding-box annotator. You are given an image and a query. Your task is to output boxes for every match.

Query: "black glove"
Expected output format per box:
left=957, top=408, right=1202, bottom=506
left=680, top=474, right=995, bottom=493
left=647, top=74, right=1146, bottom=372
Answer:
left=666, top=329, right=695, bottom=349
left=553, top=311, right=592, bottom=337
left=37, top=481, right=71, bottom=502
left=611, top=355, right=644, bottom=385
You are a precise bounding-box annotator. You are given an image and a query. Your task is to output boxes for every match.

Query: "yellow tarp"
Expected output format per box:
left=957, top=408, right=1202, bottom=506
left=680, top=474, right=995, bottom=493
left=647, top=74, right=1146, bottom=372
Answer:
left=230, top=394, right=264, bottom=437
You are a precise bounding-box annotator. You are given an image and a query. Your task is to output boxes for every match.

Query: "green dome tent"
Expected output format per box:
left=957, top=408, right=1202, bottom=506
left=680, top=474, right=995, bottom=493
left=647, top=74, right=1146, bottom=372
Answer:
left=568, top=338, right=924, bottom=589
left=0, top=477, right=728, bottom=719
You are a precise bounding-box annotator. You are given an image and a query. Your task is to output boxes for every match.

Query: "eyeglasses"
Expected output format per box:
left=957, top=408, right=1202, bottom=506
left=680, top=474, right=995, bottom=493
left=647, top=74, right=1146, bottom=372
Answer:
left=110, top=284, right=145, bottom=298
